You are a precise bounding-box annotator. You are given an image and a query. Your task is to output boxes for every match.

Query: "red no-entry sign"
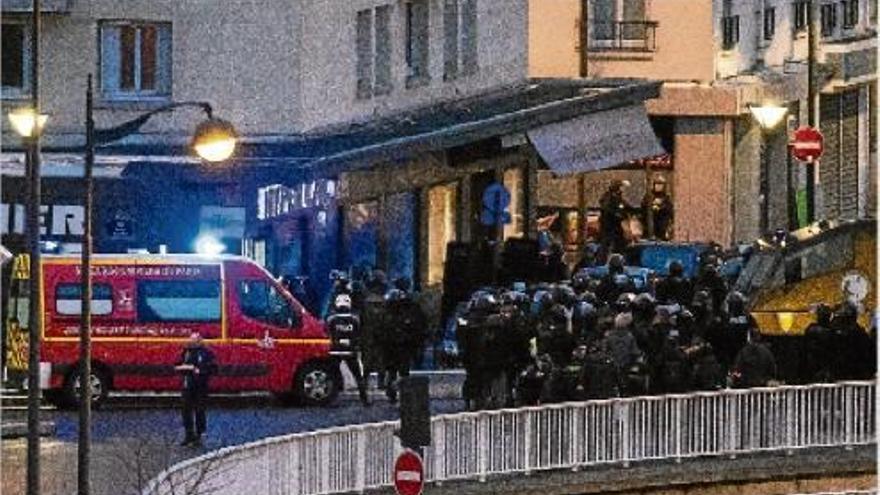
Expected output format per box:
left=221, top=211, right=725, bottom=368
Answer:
left=394, top=450, right=424, bottom=495
left=790, top=126, right=824, bottom=162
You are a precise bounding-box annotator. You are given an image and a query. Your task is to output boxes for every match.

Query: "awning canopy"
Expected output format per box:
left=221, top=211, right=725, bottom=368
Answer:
left=527, top=104, right=664, bottom=175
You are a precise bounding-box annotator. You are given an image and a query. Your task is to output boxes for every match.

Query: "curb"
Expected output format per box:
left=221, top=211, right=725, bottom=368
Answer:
left=1, top=421, right=56, bottom=439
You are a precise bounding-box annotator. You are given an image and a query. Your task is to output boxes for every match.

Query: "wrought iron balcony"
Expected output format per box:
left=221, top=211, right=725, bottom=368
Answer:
left=590, top=20, right=659, bottom=52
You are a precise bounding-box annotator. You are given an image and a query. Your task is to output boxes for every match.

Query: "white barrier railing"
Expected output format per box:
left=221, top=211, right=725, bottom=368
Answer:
left=143, top=381, right=876, bottom=495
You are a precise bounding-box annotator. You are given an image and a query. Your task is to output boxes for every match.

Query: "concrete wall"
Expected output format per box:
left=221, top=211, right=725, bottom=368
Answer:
left=296, top=0, right=528, bottom=131
left=0, top=0, right=302, bottom=138
left=586, top=0, right=715, bottom=82
left=527, top=0, right=580, bottom=78
left=672, top=117, right=732, bottom=245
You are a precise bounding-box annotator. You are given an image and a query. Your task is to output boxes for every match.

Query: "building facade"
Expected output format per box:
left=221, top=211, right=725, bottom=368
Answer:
left=2, top=1, right=670, bottom=321
left=530, top=0, right=877, bottom=245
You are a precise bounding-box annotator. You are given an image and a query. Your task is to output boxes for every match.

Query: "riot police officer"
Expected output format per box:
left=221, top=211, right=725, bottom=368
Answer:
left=326, top=293, right=370, bottom=406
left=381, top=289, right=425, bottom=403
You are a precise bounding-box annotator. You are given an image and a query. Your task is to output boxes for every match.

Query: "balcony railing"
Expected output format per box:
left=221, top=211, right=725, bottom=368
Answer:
left=590, top=20, right=659, bottom=52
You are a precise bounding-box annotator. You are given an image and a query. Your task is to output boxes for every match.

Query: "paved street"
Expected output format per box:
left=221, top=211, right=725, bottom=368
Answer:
left=2, top=381, right=465, bottom=495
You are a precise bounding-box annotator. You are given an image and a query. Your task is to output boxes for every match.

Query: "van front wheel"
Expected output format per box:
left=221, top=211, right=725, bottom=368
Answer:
left=63, top=368, right=110, bottom=409
left=294, top=362, right=340, bottom=407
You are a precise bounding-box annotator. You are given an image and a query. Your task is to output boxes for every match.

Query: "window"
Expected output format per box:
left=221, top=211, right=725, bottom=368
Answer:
left=841, top=0, right=859, bottom=28
left=443, top=0, right=479, bottom=80
left=55, top=284, right=113, bottom=316
left=721, top=15, right=740, bottom=49
left=2, top=22, right=29, bottom=96
left=137, top=280, right=220, bottom=322
left=405, top=0, right=430, bottom=86
left=821, top=3, right=838, bottom=36
left=590, top=0, right=655, bottom=50
left=793, top=0, right=809, bottom=32
left=427, top=183, right=458, bottom=285
left=502, top=167, right=525, bottom=240
left=237, top=280, right=298, bottom=328
left=355, top=6, right=393, bottom=100
left=763, top=7, right=776, bottom=40
left=100, top=22, right=171, bottom=99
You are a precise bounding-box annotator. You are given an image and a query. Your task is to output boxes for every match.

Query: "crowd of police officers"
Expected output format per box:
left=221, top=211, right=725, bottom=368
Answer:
left=322, top=249, right=874, bottom=411
left=455, top=251, right=876, bottom=410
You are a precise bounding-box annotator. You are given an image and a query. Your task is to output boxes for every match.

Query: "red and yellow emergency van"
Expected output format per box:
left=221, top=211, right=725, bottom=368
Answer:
left=5, top=254, right=339, bottom=408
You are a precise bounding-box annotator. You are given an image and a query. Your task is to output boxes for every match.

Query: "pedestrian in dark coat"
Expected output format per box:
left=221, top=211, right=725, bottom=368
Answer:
left=175, top=333, right=217, bottom=446
left=803, top=304, right=835, bottom=382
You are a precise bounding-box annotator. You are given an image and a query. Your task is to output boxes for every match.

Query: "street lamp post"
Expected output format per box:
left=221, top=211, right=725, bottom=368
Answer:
left=749, top=103, right=788, bottom=235
left=76, top=73, right=237, bottom=495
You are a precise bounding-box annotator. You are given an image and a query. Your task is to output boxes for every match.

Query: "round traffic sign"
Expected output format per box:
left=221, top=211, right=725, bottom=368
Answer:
left=790, top=126, right=824, bottom=162
left=393, top=450, right=424, bottom=495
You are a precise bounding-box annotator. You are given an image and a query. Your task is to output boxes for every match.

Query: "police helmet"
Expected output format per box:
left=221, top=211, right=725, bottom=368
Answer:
left=573, top=301, right=596, bottom=320
left=608, top=253, right=626, bottom=272
left=578, top=290, right=598, bottom=306
left=471, top=291, right=499, bottom=312
left=572, top=270, right=592, bottom=292
left=668, top=260, right=685, bottom=277
left=333, top=293, right=353, bottom=310
left=616, top=292, right=637, bottom=311
left=633, top=292, right=656, bottom=310
left=553, top=285, right=577, bottom=308
left=384, top=288, right=407, bottom=303
left=814, top=303, right=833, bottom=325
left=725, top=291, right=747, bottom=314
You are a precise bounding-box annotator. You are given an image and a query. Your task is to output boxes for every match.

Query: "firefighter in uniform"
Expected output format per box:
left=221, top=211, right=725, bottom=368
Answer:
left=326, top=293, right=370, bottom=406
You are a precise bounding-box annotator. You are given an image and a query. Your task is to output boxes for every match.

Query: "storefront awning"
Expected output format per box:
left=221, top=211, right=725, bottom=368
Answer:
left=527, top=104, right=664, bottom=175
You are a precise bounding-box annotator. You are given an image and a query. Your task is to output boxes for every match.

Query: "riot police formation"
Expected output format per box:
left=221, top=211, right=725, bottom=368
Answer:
left=450, top=249, right=874, bottom=411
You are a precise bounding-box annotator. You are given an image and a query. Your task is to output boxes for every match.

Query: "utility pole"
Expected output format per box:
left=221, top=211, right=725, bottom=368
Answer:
left=26, top=0, right=42, bottom=494
left=806, top=0, right=819, bottom=222
left=78, top=75, right=95, bottom=495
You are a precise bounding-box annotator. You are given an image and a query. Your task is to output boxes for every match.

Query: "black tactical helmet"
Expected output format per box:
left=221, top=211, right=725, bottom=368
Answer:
left=633, top=292, right=656, bottom=310
left=608, top=253, right=626, bottom=272
left=578, top=290, right=598, bottom=306
left=384, top=288, right=407, bottom=303
left=668, top=260, right=685, bottom=277
left=814, top=303, right=833, bottom=325
left=616, top=292, right=637, bottom=311
left=572, top=270, right=592, bottom=292
left=725, top=291, right=747, bottom=314
left=471, top=291, right=499, bottom=311
left=553, top=284, right=577, bottom=308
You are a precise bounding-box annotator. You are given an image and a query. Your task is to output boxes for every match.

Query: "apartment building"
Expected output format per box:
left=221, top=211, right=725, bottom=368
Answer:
left=534, top=0, right=876, bottom=244
left=1, top=1, right=667, bottom=316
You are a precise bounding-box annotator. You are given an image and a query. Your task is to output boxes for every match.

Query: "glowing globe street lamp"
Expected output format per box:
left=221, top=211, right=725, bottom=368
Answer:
left=749, top=103, right=788, bottom=235
left=75, top=74, right=238, bottom=495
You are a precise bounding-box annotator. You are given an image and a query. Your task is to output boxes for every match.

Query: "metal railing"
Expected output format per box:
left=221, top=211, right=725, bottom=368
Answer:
left=143, top=381, right=876, bottom=495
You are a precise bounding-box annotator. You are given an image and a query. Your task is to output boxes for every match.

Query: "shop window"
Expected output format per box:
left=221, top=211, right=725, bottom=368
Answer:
left=385, top=192, right=417, bottom=285
left=55, top=283, right=113, bottom=316
left=427, top=183, right=458, bottom=285
left=345, top=201, right=379, bottom=270
left=137, top=280, right=220, bottom=323
left=503, top=167, right=525, bottom=240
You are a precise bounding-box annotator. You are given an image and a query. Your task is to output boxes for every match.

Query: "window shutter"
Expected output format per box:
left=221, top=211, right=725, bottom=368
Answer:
left=374, top=5, right=393, bottom=95
left=101, top=25, right=121, bottom=92
left=356, top=10, right=373, bottom=99
left=443, top=0, right=459, bottom=80
left=460, top=0, right=478, bottom=73
left=156, top=25, right=172, bottom=95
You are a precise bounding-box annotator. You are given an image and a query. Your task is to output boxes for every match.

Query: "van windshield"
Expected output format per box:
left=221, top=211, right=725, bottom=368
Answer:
left=238, top=280, right=299, bottom=328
